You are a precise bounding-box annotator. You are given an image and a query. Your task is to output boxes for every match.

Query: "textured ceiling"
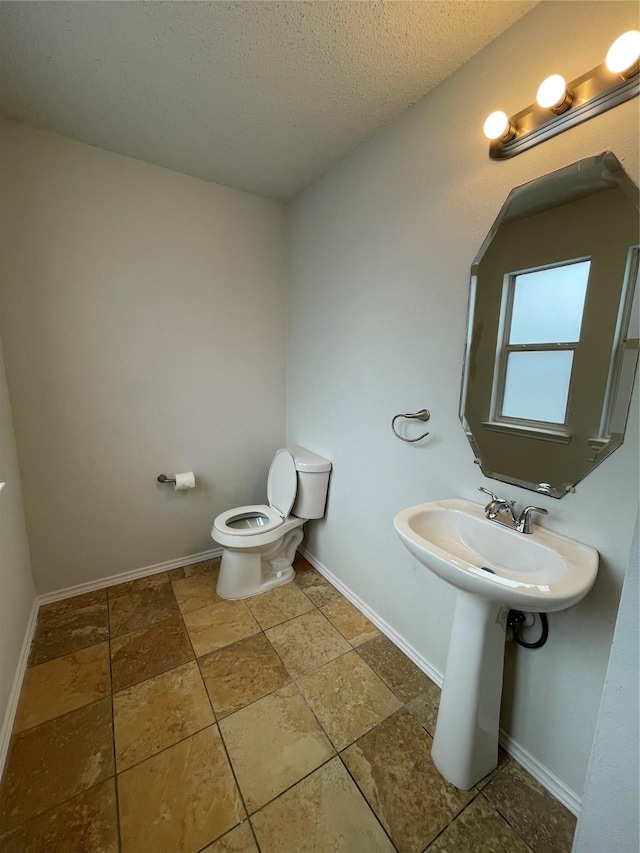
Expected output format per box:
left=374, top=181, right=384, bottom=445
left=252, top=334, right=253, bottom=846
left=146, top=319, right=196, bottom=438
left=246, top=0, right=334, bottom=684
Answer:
left=0, top=1, right=537, bottom=201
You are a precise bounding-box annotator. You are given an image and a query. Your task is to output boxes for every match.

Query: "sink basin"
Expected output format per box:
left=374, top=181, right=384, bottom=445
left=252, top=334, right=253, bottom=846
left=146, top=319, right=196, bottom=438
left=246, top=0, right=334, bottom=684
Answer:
left=393, top=497, right=598, bottom=790
left=394, top=498, right=598, bottom=612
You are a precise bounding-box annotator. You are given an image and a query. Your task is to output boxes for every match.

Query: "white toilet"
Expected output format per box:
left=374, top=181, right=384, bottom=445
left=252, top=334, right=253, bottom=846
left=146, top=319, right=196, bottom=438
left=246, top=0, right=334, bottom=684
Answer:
left=211, top=446, right=332, bottom=599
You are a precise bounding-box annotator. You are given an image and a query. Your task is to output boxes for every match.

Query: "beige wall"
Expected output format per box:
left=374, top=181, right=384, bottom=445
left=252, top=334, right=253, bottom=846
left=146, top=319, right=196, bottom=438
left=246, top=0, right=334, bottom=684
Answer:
left=287, top=1, right=639, bottom=802
left=0, top=338, right=35, bottom=726
left=0, top=121, right=288, bottom=592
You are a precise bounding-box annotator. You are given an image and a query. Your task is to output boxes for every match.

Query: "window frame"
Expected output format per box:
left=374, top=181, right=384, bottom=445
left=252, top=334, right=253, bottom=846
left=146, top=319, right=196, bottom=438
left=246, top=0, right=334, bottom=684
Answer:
left=487, top=257, right=591, bottom=436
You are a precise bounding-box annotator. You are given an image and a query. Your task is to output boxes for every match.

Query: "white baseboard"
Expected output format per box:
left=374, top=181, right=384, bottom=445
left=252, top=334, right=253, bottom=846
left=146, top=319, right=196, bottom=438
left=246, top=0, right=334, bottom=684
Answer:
left=299, top=547, right=582, bottom=817
left=0, top=546, right=222, bottom=781
left=0, top=597, right=39, bottom=776
left=37, top=547, right=222, bottom=606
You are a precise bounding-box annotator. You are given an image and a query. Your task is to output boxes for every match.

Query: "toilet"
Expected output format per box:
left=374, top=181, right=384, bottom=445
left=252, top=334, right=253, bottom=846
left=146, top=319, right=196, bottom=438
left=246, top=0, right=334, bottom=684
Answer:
left=211, top=446, right=332, bottom=599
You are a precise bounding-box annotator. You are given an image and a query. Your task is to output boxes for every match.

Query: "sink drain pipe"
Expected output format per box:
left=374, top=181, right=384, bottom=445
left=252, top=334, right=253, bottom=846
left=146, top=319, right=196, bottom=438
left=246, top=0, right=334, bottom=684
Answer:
left=507, top=610, right=549, bottom=649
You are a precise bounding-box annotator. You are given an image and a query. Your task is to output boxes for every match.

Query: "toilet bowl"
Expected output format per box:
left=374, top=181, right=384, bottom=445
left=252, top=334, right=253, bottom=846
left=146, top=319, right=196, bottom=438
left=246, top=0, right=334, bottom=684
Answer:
left=212, top=446, right=331, bottom=599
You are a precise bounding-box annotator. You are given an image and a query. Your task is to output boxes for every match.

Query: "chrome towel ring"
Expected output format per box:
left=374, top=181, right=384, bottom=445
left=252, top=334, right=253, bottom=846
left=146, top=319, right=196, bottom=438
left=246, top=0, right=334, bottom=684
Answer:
left=391, top=409, right=430, bottom=442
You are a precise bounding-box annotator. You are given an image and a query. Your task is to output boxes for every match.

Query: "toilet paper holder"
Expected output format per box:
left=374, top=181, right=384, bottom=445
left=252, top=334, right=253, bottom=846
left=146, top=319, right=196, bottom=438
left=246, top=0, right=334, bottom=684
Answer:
left=157, top=474, right=177, bottom=484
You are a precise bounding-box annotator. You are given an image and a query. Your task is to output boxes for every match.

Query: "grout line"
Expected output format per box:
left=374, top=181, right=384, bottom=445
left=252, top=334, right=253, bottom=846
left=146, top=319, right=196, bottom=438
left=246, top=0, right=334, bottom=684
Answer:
left=185, top=570, right=353, bottom=833
left=0, top=695, right=116, bottom=838
left=0, top=777, right=119, bottom=844
left=474, top=791, right=536, bottom=853
left=242, top=753, right=338, bottom=818
left=213, top=704, right=259, bottom=844
left=193, top=818, right=261, bottom=853
left=106, top=595, right=123, bottom=853
left=115, top=721, right=218, bottom=778
left=200, top=581, right=407, bottom=825
left=181, top=606, right=260, bottom=852
left=7, top=642, right=112, bottom=737
left=481, top=785, right=540, bottom=853
left=336, top=752, right=400, bottom=852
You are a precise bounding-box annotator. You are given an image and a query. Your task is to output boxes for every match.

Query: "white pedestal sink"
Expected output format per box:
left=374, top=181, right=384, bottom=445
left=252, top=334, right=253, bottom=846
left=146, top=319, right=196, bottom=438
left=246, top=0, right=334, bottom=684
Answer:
left=394, top=498, right=598, bottom=789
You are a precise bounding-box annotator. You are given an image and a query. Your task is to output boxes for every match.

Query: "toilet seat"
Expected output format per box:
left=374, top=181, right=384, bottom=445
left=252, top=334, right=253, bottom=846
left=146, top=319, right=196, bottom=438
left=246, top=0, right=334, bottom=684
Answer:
left=213, top=449, right=298, bottom=538
left=214, top=504, right=283, bottom=536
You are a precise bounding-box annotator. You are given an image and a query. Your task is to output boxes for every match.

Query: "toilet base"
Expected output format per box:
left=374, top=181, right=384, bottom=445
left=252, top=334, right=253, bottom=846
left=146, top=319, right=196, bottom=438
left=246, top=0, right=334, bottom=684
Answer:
left=216, top=527, right=304, bottom=600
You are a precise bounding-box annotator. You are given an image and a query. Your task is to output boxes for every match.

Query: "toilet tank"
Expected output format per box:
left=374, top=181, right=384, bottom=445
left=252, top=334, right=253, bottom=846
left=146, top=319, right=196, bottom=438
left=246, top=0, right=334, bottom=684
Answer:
left=287, top=446, right=332, bottom=519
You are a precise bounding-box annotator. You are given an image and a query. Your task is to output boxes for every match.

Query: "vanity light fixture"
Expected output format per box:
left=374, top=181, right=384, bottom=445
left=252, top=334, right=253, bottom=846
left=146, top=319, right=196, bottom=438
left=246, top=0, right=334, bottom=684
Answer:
left=484, top=30, right=640, bottom=159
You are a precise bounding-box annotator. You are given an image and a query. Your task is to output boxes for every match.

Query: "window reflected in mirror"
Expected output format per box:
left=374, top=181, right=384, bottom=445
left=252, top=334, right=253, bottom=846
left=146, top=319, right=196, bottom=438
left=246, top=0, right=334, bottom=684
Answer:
left=495, top=259, right=590, bottom=427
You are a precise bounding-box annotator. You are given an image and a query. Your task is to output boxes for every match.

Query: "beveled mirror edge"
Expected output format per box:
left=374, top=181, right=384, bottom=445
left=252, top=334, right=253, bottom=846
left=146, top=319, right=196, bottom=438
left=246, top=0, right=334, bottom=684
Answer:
left=459, top=151, right=640, bottom=499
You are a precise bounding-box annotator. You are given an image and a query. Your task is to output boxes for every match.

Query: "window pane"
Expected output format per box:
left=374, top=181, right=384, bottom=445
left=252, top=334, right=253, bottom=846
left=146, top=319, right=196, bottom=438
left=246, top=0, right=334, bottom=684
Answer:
left=509, top=261, right=590, bottom=344
left=502, top=351, right=573, bottom=423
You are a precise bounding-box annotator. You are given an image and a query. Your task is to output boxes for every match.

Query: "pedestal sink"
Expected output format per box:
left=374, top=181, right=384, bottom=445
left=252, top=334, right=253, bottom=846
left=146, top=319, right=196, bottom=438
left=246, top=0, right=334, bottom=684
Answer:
left=393, top=498, right=598, bottom=789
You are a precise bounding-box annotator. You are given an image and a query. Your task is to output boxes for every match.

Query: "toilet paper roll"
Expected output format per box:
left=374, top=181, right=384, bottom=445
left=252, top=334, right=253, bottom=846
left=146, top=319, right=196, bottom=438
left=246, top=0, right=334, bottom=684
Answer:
left=174, top=471, right=196, bottom=491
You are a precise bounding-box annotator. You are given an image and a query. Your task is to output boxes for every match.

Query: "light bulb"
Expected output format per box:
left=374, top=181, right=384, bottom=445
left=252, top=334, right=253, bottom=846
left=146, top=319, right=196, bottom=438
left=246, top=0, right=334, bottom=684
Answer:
left=606, top=30, right=640, bottom=75
left=483, top=111, right=515, bottom=142
left=536, top=74, right=571, bottom=111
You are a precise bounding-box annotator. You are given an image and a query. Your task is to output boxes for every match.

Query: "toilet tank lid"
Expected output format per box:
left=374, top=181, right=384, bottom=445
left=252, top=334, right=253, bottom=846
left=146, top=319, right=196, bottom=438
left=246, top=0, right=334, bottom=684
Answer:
left=285, top=446, right=332, bottom=473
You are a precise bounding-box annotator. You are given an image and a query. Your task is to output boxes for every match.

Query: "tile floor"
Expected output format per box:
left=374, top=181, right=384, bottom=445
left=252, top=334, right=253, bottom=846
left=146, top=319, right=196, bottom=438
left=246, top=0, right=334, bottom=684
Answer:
left=0, top=554, right=577, bottom=852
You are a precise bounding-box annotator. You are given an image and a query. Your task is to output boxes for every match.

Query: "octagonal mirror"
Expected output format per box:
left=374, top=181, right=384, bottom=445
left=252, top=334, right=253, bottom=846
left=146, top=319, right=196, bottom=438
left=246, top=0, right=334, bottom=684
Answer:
left=460, top=152, right=639, bottom=498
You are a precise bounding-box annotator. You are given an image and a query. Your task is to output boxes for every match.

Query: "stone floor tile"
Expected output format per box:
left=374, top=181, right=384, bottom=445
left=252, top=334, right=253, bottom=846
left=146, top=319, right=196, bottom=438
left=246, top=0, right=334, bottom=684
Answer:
left=113, top=660, right=215, bottom=771
left=483, top=762, right=577, bottom=853
left=168, top=558, right=221, bottom=581
left=475, top=749, right=512, bottom=792
left=291, top=566, right=322, bottom=590
left=108, top=581, right=179, bottom=636
left=0, top=698, right=114, bottom=834
left=357, top=634, right=432, bottom=703
left=199, top=633, right=290, bottom=719
left=300, top=579, right=344, bottom=607
left=201, top=820, right=259, bottom=852
left=108, top=572, right=170, bottom=599
left=13, top=642, right=111, bottom=734
left=0, top=779, right=118, bottom=853
left=321, top=598, right=380, bottom=646
left=38, top=589, right=107, bottom=615
left=426, top=794, right=534, bottom=852
left=292, top=553, right=315, bottom=575
left=110, top=615, right=193, bottom=691
left=171, top=568, right=224, bottom=614
left=183, top=599, right=260, bottom=657
left=28, top=602, right=109, bottom=666
left=342, top=709, right=473, bottom=853
left=118, top=725, right=244, bottom=853
left=405, top=679, right=441, bottom=736
left=219, top=683, right=334, bottom=812
left=297, top=650, right=401, bottom=750
left=265, top=610, right=350, bottom=678
left=292, top=556, right=342, bottom=604
left=251, top=757, right=395, bottom=853
left=245, top=581, right=314, bottom=630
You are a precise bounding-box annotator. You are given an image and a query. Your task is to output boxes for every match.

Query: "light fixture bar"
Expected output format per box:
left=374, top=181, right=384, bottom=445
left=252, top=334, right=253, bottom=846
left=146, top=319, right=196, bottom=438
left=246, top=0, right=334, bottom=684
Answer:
left=489, top=62, right=639, bottom=160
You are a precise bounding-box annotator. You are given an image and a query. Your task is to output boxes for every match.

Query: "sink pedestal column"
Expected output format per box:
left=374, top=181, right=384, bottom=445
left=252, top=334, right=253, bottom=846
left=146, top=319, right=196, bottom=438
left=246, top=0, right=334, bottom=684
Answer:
left=431, top=591, right=508, bottom=789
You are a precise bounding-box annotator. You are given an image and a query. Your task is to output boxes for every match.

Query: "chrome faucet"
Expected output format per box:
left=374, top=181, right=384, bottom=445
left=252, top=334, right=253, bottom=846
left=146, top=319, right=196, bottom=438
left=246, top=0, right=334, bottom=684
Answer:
left=479, top=488, right=517, bottom=524
left=478, top=487, right=548, bottom=534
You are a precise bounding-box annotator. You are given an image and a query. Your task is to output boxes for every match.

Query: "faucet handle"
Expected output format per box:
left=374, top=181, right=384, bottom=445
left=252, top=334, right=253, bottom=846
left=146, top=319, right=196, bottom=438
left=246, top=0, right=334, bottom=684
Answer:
left=517, top=506, right=549, bottom=534
left=478, top=486, right=499, bottom=502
